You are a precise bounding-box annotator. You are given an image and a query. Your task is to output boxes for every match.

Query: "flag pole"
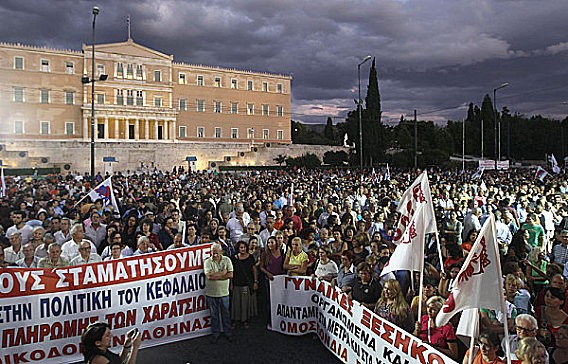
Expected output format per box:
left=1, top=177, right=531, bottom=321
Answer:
left=491, top=214, right=512, bottom=364
left=435, top=231, right=445, bottom=274
left=467, top=310, right=477, bottom=364
left=417, top=207, right=426, bottom=324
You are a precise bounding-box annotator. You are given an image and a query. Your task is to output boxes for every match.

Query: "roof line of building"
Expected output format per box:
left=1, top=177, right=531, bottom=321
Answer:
left=0, top=42, right=83, bottom=55
left=173, top=61, right=292, bottom=79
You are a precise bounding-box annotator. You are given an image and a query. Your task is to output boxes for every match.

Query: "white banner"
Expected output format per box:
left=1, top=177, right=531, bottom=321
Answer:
left=0, top=245, right=212, bottom=364
left=269, top=276, right=458, bottom=364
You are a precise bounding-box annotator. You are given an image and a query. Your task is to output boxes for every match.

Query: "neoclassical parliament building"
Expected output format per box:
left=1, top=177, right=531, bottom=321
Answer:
left=0, top=37, right=296, bottom=172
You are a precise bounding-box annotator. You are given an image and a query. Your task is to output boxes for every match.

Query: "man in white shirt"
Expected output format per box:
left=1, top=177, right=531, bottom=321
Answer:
left=226, top=204, right=250, bottom=244
left=61, top=224, right=96, bottom=262
left=4, top=231, right=25, bottom=264
left=259, top=216, right=277, bottom=247
left=84, top=210, right=107, bottom=250
left=6, top=210, right=33, bottom=245
left=15, top=243, right=39, bottom=268
left=54, top=217, right=72, bottom=245
left=70, top=240, right=102, bottom=265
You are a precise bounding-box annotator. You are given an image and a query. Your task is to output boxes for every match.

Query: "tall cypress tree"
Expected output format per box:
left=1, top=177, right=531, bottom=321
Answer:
left=362, top=57, right=385, bottom=165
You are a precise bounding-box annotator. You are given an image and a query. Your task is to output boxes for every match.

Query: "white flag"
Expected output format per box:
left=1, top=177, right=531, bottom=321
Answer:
left=436, top=214, right=502, bottom=327
left=472, top=167, right=484, bottom=180
left=0, top=167, right=5, bottom=198
left=456, top=308, right=479, bottom=345
left=535, top=166, right=549, bottom=182
left=385, top=163, right=391, bottom=181
left=87, top=176, right=120, bottom=213
left=381, top=204, right=425, bottom=276
left=392, top=171, right=436, bottom=244
left=549, top=154, right=561, bottom=174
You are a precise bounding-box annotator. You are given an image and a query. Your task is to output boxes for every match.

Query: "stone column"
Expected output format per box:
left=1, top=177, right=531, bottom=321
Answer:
left=172, top=119, right=177, bottom=141
left=135, top=118, right=140, bottom=140
left=83, top=115, right=89, bottom=141
left=154, top=119, right=159, bottom=140
left=164, top=120, right=169, bottom=140
left=104, top=117, right=109, bottom=139
left=145, top=119, right=149, bottom=140
left=114, top=117, right=119, bottom=139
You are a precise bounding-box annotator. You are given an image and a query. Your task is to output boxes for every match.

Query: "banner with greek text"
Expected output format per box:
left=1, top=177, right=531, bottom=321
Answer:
left=269, top=276, right=458, bottom=364
left=0, top=245, right=212, bottom=364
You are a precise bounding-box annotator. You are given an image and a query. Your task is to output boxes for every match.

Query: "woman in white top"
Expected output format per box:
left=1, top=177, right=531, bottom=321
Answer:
left=313, top=245, right=338, bottom=282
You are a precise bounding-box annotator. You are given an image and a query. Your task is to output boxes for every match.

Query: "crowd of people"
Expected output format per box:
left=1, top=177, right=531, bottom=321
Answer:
left=1, top=166, right=568, bottom=363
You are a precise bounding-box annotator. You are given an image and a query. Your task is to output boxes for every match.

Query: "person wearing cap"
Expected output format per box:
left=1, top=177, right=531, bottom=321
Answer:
left=61, top=224, right=97, bottom=262
left=143, top=210, right=161, bottom=234
left=70, top=240, right=102, bottom=266
left=4, top=230, right=24, bottom=264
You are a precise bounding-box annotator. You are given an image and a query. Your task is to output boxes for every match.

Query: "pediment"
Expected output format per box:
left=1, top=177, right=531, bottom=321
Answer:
left=83, top=39, right=172, bottom=60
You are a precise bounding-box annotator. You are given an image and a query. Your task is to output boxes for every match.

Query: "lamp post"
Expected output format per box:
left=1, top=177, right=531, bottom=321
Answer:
left=357, top=55, right=372, bottom=171
left=493, top=82, right=509, bottom=169
left=90, top=6, right=99, bottom=181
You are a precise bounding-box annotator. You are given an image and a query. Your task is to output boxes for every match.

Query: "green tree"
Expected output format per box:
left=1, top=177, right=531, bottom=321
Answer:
left=273, top=154, right=286, bottom=166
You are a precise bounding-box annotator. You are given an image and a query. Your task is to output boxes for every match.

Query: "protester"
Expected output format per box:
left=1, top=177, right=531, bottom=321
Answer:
left=38, top=243, right=68, bottom=268
left=230, top=241, right=258, bottom=329
left=350, top=262, right=381, bottom=310
left=81, top=321, right=141, bottom=364
left=204, top=243, right=233, bottom=341
left=414, top=296, right=458, bottom=359
left=313, top=245, right=338, bottom=282
left=70, top=240, right=103, bottom=265
left=283, top=237, right=308, bottom=276
left=514, top=337, right=547, bottom=364
left=463, top=331, right=505, bottom=364
left=374, top=278, right=414, bottom=333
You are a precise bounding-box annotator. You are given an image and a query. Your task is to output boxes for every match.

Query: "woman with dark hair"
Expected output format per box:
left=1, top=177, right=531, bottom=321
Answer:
left=122, top=214, right=139, bottom=250
left=259, top=236, right=286, bottom=328
left=81, top=321, right=141, bottom=364
left=351, top=262, right=381, bottom=310
left=536, top=286, right=568, bottom=347
left=509, top=228, right=530, bottom=260
left=157, top=216, right=177, bottom=249
left=313, top=245, right=338, bottom=282
left=443, top=243, right=463, bottom=271
left=231, top=240, right=258, bottom=329
left=328, top=228, right=348, bottom=265
left=462, top=331, right=504, bottom=364
left=139, top=219, right=161, bottom=250
left=333, top=250, right=358, bottom=293
left=208, top=218, right=220, bottom=241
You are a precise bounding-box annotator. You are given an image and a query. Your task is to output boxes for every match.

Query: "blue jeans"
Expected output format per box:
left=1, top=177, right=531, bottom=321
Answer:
left=207, top=295, right=232, bottom=337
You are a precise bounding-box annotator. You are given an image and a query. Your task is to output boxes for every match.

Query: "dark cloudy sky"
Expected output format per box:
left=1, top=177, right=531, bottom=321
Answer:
left=2, top=0, right=568, bottom=124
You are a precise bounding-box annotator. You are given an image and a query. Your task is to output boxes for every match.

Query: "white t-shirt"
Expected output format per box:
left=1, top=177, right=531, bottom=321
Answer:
left=314, top=259, right=339, bottom=279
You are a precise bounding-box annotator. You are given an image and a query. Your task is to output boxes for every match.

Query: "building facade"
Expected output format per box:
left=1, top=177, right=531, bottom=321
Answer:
left=0, top=38, right=291, bottom=149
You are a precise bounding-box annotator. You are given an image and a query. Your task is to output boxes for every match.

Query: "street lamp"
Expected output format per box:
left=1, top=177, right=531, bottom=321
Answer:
left=357, top=55, right=372, bottom=171
left=83, top=7, right=107, bottom=181
left=493, top=82, right=509, bottom=169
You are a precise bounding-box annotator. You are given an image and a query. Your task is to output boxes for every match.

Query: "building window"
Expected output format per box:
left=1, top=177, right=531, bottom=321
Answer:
left=40, top=121, right=50, bottom=135
left=97, top=93, right=105, bottom=104
left=197, top=75, right=204, bottom=86
left=179, top=99, right=187, bottom=111
left=136, top=65, right=143, bottom=79
left=262, top=82, right=268, bottom=92
left=40, top=59, right=50, bottom=72
left=97, top=64, right=105, bottom=77
left=40, top=89, right=50, bottom=104
left=231, top=128, right=238, bottom=139
left=13, top=87, right=24, bottom=103
left=262, top=104, right=269, bottom=116
left=277, top=105, right=283, bottom=117
left=14, top=121, right=24, bottom=134
left=154, top=70, right=161, bottom=82
left=247, top=103, right=254, bottom=115
left=277, top=83, right=283, bottom=93
left=116, top=90, right=124, bottom=105
left=197, top=99, right=205, bottom=112
left=136, top=91, right=143, bottom=106
left=126, top=90, right=134, bottom=105
left=277, top=130, right=284, bottom=140
left=231, top=102, right=238, bottom=114
left=214, top=77, right=221, bottom=87
left=215, top=127, right=222, bottom=138
left=231, top=79, right=238, bottom=89
left=179, top=126, right=187, bottom=138
left=214, top=101, right=222, bottom=113
left=248, top=128, right=255, bottom=139
left=247, top=80, right=253, bottom=91
left=14, top=56, right=24, bottom=70
left=263, top=129, right=269, bottom=139
left=65, top=62, right=74, bottom=74
left=179, top=73, right=186, bottom=84
left=65, top=122, right=75, bottom=135
left=116, top=63, right=124, bottom=78
left=154, top=97, right=162, bottom=107
left=65, top=91, right=74, bottom=105
left=127, top=64, right=134, bottom=79
left=197, top=127, right=205, bottom=138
